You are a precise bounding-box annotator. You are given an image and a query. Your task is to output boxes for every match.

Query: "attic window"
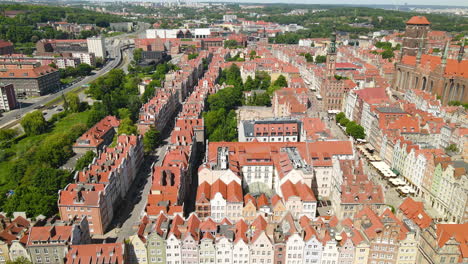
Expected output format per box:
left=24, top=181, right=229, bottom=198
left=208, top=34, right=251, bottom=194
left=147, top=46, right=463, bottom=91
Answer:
left=9, top=73, right=14, bottom=76
left=23, top=73, right=28, bottom=76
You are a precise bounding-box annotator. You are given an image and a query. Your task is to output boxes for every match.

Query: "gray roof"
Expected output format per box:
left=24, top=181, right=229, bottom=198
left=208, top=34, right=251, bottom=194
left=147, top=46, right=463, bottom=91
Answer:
left=375, top=107, right=406, bottom=114
left=453, top=160, right=468, bottom=171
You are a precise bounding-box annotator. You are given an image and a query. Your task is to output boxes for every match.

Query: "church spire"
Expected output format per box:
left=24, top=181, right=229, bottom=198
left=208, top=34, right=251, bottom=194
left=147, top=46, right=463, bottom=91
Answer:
left=416, top=35, right=424, bottom=64
left=458, top=38, right=465, bottom=63
left=442, top=40, right=449, bottom=65
left=326, top=26, right=337, bottom=80
left=328, top=26, right=337, bottom=55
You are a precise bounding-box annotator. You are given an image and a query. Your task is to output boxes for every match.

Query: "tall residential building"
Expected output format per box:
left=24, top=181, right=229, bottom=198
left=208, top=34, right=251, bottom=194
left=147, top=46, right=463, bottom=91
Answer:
left=86, top=36, right=106, bottom=59
left=0, top=83, right=17, bottom=111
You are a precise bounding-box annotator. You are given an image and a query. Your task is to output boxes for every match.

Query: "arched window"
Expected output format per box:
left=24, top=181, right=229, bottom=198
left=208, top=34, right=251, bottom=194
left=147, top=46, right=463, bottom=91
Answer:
left=422, top=77, right=427, bottom=91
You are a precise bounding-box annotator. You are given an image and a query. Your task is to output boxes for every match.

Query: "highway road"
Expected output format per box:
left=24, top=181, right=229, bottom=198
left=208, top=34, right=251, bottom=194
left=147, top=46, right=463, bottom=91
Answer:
left=0, top=28, right=145, bottom=129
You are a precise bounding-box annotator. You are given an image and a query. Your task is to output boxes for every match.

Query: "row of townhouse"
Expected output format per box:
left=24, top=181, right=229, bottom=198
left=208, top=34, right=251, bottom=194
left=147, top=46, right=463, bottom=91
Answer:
left=397, top=197, right=468, bottom=264
left=344, top=87, right=468, bottom=223
left=138, top=51, right=212, bottom=135
left=195, top=178, right=317, bottom=223
left=145, top=49, right=231, bottom=219
left=124, top=203, right=440, bottom=264
left=58, top=130, right=144, bottom=235
left=0, top=216, right=96, bottom=264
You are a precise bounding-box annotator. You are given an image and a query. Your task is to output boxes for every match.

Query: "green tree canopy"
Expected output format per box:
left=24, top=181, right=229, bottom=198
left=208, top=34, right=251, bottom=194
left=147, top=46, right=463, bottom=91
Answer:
left=346, top=121, right=366, bottom=139
left=75, top=151, right=96, bottom=171
left=224, top=39, right=238, bottom=49
left=339, top=117, right=350, bottom=127
left=66, top=93, right=81, bottom=113
left=273, top=75, right=288, bottom=87
left=21, top=111, right=48, bottom=136
left=336, top=112, right=345, bottom=123
left=143, top=127, right=161, bottom=153
left=315, top=55, right=327, bottom=63
left=118, top=118, right=137, bottom=135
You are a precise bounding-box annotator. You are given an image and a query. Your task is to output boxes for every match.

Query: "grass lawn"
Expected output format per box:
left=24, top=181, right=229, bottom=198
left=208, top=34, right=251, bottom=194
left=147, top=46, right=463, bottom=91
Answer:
left=60, top=76, right=76, bottom=85
left=103, top=31, right=124, bottom=37
left=0, top=111, right=90, bottom=184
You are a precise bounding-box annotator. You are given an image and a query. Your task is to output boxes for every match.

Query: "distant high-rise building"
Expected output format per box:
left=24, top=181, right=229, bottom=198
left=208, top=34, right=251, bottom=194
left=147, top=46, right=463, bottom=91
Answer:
left=86, top=36, right=106, bottom=59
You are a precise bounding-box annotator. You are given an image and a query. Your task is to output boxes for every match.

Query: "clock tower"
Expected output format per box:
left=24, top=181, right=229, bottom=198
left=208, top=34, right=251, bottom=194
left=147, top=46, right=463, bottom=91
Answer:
left=326, top=27, right=337, bottom=80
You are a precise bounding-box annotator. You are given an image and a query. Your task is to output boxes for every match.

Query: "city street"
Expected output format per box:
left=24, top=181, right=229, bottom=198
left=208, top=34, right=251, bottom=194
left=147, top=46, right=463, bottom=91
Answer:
left=0, top=28, right=145, bottom=129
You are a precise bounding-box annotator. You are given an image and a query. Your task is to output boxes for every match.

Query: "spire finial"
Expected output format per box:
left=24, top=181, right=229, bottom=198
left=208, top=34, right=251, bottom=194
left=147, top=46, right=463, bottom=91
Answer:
left=458, top=38, right=465, bottom=63
left=328, top=26, right=337, bottom=54
left=442, top=40, right=450, bottom=65
left=416, top=33, right=425, bottom=63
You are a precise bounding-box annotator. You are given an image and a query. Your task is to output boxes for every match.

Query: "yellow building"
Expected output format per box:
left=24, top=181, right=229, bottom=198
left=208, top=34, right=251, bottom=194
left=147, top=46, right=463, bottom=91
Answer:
left=397, top=232, right=418, bottom=264
left=128, top=234, right=148, bottom=264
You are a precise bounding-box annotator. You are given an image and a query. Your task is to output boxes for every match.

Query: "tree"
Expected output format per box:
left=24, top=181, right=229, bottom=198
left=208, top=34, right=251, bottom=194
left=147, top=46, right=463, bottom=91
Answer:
left=0, top=128, right=18, bottom=142
left=66, top=93, right=81, bottom=113
left=86, top=103, right=108, bottom=128
left=142, top=85, right=156, bottom=103
left=21, top=111, right=47, bottom=136
left=304, top=53, right=314, bottom=62
left=143, top=127, right=161, bottom=153
left=118, top=118, right=137, bottom=135
left=244, top=76, right=256, bottom=91
left=445, top=144, right=459, bottom=153
left=76, top=63, right=93, bottom=76
left=188, top=53, right=198, bottom=60
left=315, top=55, right=327, bottom=63
left=273, top=75, right=288, bottom=88
left=75, top=151, right=96, bottom=171
left=249, top=50, right=257, bottom=60
left=35, top=133, right=75, bottom=167
left=224, top=39, right=238, bottom=49
left=346, top=121, right=365, bottom=139
left=117, top=108, right=132, bottom=120
left=339, top=117, right=350, bottom=127
left=7, top=256, right=32, bottom=264
left=381, top=49, right=394, bottom=59
left=336, top=112, right=345, bottom=123
left=133, top=48, right=143, bottom=63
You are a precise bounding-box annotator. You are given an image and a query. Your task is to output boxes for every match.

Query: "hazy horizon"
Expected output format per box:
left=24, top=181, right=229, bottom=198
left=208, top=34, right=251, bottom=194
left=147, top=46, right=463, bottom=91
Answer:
left=101, top=0, right=468, bottom=8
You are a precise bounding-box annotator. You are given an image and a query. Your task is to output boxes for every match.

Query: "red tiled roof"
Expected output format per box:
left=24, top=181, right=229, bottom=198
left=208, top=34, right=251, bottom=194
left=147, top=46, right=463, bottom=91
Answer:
left=27, top=226, right=73, bottom=246
left=399, top=197, right=432, bottom=229
left=406, top=16, right=430, bottom=25
left=0, top=65, right=57, bottom=78
left=66, top=243, right=125, bottom=264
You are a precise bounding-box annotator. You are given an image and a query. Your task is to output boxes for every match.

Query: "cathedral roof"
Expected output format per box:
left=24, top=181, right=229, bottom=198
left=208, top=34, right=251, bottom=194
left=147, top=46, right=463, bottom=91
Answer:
left=401, top=54, right=468, bottom=78
left=406, top=16, right=430, bottom=25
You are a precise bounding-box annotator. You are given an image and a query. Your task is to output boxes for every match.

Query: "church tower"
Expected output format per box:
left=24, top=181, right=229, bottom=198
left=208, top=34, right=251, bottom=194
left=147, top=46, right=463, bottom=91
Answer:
left=402, top=16, right=430, bottom=56
left=326, top=27, right=337, bottom=80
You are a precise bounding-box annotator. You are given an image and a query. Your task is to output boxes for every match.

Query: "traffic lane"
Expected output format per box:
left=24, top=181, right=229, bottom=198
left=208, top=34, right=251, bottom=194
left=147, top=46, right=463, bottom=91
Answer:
left=0, top=51, right=122, bottom=127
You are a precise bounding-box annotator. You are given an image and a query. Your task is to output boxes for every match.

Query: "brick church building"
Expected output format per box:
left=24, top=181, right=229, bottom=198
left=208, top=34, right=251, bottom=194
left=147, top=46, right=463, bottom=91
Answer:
left=393, top=16, right=467, bottom=104
left=320, top=29, right=357, bottom=111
